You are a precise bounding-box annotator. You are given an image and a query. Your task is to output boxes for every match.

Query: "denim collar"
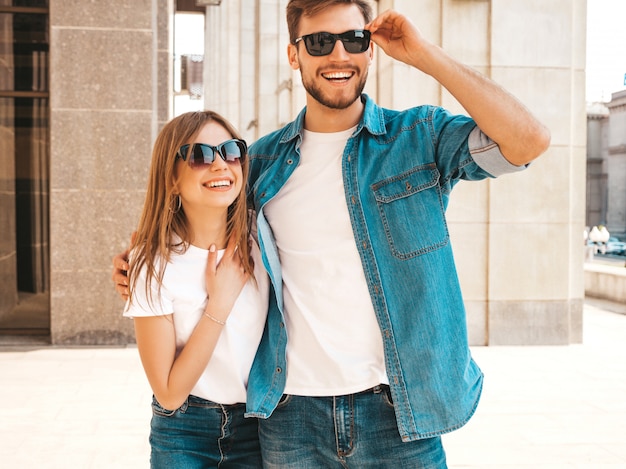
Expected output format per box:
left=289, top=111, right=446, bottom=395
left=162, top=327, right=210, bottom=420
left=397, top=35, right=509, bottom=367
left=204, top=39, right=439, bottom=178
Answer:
left=279, top=94, right=386, bottom=144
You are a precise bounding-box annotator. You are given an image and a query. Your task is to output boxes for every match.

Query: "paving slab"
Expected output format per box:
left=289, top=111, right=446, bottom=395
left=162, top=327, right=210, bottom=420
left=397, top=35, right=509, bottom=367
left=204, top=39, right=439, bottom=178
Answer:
left=1, top=298, right=624, bottom=468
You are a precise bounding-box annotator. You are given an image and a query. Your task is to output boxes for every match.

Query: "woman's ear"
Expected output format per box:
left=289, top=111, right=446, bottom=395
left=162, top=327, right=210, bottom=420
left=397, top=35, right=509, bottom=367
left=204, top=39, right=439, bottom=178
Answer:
left=287, top=43, right=299, bottom=70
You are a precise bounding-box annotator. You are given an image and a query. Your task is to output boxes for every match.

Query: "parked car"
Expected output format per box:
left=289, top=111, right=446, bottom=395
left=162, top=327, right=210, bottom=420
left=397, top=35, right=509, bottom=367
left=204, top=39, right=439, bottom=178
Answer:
left=606, top=237, right=626, bottom=255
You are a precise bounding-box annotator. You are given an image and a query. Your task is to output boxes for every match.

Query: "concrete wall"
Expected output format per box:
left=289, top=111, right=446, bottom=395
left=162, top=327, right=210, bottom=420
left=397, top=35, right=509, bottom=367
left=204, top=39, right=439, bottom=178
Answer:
left=49, top=0, right=171, bottom=344
left=203, top=0, right=586, bottom=345
left=39, top=0, right=587, bottom=345
left=585, top=263, right=626, bottom=303
left=452, top=0, right=586, bottom=345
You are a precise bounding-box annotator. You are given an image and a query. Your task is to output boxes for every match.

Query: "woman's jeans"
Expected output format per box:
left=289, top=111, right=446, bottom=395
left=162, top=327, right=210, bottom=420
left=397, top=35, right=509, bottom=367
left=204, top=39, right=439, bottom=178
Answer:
left=150, top=395, right=262, bottom=468
left=258, top=385, right=448, bottom=468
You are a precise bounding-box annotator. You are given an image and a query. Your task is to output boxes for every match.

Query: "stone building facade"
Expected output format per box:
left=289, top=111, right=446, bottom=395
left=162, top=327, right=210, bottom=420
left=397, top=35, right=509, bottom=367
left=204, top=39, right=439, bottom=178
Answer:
left=586, top=91, right=626, bottom=240
left=0, top=0, right=587, bottom=346
left=605, top=91, right=626, bottom=238
left=586, top=102, right=609, bottom=229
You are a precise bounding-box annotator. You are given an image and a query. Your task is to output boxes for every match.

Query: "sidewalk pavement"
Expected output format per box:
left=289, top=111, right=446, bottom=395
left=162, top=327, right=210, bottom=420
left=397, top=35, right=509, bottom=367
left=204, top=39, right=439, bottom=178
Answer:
left=1, top=298, right=625, bottom=469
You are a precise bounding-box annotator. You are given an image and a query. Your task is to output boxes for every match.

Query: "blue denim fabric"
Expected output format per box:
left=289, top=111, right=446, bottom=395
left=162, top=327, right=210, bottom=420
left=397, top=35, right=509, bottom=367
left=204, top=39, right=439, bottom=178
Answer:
left=258, top=386, right=447, bottom=468
left=149, top=395, right=262, bottom=468
left=245, top=94, right=526, bottom=441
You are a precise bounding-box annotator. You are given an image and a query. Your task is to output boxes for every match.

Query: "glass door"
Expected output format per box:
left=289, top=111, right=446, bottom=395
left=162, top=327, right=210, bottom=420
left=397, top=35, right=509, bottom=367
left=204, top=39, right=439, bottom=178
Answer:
left=0, top=1, right=50, bottom=341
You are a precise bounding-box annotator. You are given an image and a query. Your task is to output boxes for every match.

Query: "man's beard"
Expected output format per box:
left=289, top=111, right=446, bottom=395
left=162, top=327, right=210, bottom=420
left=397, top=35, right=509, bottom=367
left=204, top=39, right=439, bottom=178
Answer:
left=301, top=67, right=368, bottom=110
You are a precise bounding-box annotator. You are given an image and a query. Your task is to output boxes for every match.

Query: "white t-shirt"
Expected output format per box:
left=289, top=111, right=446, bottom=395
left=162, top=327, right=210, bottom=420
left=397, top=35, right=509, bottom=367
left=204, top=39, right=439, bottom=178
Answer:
left=264, top=127, right=388, bottom=396
left=124, top=237, right=269, bottom=404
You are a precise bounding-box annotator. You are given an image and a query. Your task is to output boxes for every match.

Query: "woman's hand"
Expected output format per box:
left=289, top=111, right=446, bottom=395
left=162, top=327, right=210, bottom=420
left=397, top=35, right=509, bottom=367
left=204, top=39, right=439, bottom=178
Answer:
left=204, top=235, right=250, bottom=323
left=112, top=250, right=130, bottom=300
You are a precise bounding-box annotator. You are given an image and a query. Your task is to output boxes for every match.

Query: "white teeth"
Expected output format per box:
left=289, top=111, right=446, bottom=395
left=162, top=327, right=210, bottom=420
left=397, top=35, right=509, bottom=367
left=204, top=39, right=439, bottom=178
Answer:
left=206, top=180, right=231, bottom=188
left=323, top=72, right=352, bottom=79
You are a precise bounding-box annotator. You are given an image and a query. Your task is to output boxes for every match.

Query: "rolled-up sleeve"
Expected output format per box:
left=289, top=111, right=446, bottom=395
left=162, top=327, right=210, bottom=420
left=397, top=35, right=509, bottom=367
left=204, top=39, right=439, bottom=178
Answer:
left=468, top=126, right=528, bottom=177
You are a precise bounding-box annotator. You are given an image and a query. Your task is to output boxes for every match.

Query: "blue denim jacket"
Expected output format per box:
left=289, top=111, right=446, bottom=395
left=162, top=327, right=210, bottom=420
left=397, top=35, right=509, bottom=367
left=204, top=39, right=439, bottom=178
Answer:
left=245, top=94, right=525, bottom=441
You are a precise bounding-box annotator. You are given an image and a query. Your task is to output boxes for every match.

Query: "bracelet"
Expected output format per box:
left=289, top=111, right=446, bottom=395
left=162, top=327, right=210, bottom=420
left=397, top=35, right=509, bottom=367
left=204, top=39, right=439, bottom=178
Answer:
left=203, top=312, right=226, bottom=326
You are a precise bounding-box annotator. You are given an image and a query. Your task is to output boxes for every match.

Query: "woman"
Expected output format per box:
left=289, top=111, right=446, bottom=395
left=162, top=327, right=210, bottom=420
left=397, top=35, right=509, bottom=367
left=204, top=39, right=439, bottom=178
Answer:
left=124, top=111, right=268, bottom=468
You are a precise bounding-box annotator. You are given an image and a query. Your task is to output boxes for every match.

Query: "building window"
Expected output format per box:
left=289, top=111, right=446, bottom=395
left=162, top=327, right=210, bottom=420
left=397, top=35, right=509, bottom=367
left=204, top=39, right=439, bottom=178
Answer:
left=0, top=2, right=50, bottom=338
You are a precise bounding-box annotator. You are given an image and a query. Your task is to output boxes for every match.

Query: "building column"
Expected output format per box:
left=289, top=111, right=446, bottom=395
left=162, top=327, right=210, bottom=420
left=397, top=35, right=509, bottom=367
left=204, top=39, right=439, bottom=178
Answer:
left=195, top=0, right=586, bottom=345
left=384, top=0, right=585, bottom=345
left=49, top=0, right=170, bottom=344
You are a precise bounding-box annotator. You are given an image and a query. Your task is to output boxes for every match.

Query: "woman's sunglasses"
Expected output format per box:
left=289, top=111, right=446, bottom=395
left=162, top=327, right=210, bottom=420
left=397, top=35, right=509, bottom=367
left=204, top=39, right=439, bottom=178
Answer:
left=294, top=29, right=371, bottom=57
left=176, top=139, right=247, bottom=169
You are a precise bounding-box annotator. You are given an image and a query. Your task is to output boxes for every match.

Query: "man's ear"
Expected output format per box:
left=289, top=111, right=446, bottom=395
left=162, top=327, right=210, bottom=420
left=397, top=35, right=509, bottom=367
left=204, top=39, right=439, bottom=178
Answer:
left=287, top=43, right=299, bottom=70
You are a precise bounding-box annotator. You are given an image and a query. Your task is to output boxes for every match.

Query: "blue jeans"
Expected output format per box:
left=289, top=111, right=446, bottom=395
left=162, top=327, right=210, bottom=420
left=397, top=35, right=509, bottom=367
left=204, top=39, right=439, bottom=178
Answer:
left=258, top=385, right=447, bottom=468
left=150, top=395, right=262, bottom=468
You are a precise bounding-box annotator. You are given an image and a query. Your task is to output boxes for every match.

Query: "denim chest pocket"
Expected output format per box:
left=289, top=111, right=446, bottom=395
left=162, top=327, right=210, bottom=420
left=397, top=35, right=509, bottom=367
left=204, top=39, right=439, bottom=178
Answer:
left=372, top=165, right=449, bottom=259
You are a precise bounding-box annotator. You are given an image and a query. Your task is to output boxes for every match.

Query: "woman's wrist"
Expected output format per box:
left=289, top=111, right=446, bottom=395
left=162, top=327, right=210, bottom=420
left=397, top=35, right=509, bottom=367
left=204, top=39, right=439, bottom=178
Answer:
left=203, top=311, right=226, bottom=326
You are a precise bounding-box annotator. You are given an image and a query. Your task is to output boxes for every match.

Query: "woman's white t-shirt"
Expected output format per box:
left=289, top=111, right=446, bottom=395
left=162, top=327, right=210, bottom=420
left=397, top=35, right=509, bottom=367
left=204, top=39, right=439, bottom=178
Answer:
left=124, top=237, right=269, bottom=405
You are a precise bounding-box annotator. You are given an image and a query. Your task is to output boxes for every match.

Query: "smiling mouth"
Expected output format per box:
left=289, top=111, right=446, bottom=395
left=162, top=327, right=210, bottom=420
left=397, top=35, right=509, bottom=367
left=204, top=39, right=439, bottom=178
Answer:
left=204, top=180, right=232, bottom=188
left=322, top=71, right=354, bottom=82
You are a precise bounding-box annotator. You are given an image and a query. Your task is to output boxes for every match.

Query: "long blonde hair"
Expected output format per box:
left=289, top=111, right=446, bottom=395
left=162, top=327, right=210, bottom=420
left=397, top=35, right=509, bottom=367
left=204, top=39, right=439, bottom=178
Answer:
left=127, top=110, right=253, bottom=308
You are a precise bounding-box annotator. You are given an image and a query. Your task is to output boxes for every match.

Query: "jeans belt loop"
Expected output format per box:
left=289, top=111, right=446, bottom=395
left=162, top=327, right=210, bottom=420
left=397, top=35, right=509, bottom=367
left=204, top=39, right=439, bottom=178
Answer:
left=179, top=396, right=189, bottom=413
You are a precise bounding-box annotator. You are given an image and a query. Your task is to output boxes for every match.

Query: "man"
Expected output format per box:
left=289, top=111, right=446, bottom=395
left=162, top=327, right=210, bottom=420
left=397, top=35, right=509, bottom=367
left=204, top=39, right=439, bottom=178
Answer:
left=114, top=1, right=550, bottom=466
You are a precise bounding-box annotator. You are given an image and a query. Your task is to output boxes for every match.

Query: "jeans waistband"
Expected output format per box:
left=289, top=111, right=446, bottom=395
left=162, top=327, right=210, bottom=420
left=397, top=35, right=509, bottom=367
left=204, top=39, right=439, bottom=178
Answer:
left=185, top=395, right=245, bottom=408
left=353, top=384, right=389, bottom=397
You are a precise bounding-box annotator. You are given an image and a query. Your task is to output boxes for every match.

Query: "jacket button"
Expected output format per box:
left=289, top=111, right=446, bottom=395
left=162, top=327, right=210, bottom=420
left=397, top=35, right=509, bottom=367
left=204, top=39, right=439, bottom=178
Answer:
left=287, top=159, right=293, bottom=164
left=276, top=367, right=282, bottom=373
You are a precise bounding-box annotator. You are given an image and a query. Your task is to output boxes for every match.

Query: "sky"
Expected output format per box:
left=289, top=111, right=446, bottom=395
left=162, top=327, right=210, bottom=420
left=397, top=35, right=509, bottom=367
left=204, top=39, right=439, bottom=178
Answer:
left=586, top=0, right=626, bottom=102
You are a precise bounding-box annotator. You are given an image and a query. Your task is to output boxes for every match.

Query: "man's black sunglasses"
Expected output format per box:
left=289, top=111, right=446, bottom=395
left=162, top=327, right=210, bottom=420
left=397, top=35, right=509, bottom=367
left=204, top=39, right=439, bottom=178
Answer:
left=294, top=29, right=371, bottom=57
left=176, top=139, right=247, bottom=169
